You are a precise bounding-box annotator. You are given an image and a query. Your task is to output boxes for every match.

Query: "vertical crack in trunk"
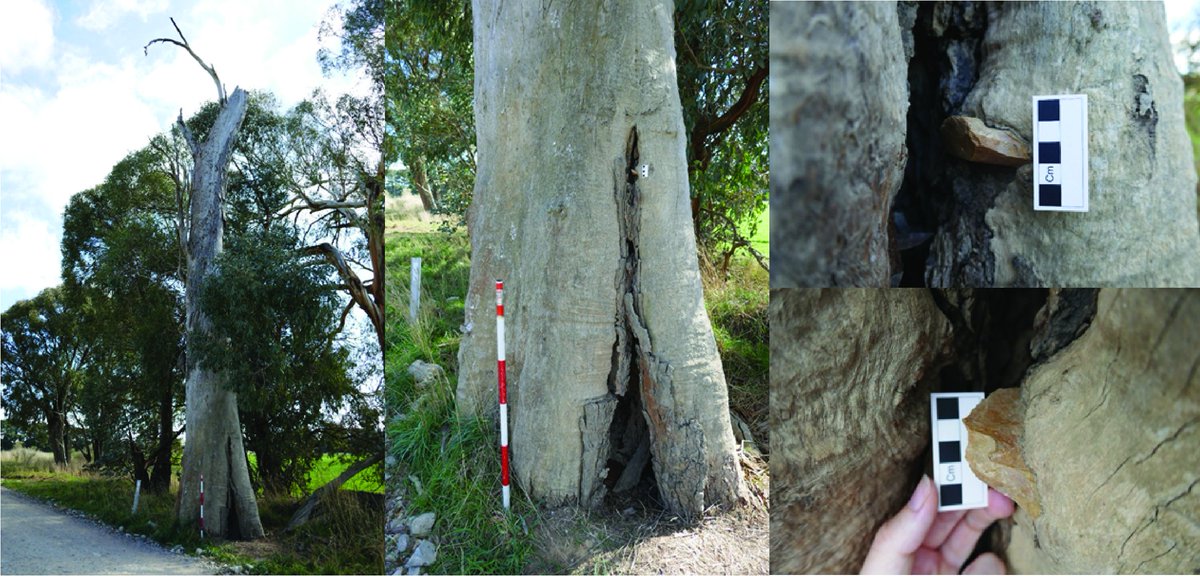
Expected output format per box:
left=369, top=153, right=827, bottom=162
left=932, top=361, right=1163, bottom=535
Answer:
left=893, top=2, right=1002, bottom=287
left=593, top=127, right=665, bottom=510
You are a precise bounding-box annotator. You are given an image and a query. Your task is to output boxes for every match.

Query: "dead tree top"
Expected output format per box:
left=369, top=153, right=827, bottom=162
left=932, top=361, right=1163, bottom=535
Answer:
left=144, top=17, right=227, bottom=105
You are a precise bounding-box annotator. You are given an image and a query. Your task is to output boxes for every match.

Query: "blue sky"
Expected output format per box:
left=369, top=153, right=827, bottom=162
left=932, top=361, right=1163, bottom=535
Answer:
left=0, top=0, right=368, bottom=311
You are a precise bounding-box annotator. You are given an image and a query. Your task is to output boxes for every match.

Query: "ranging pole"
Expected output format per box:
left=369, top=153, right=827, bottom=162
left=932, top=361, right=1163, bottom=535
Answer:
left=496, top=279, right=511, bottom=510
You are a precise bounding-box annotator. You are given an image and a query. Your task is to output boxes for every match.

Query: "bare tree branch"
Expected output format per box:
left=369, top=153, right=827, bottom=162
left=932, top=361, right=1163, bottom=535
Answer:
left=145, top=17, right=226, bottom=104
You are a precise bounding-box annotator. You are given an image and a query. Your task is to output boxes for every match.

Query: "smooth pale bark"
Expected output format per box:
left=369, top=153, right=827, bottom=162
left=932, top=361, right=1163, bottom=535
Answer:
left=457, top=0, right=745, bottom=518
left=176, top=87, right=264, bottom=539
left=1005, top=290, right=1200, bottom=573
left=926, top=2, right=1200, bottom=286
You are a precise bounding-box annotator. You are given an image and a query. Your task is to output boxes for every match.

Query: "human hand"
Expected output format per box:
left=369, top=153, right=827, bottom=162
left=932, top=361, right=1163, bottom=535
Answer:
left=861, top=475, right=1015, bottom=575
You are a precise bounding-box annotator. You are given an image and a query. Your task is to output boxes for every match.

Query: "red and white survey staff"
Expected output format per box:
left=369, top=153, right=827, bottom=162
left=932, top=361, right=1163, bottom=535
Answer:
left=496, top=280, right=511, bottom=510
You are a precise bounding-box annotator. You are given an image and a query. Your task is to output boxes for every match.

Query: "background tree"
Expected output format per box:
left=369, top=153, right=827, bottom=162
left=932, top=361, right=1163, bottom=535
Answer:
left=1, top=287, right=91, bottom=464
left=456, top=0, right=746, bottom=518
left=61, top=145, right=186, bottom=491
left=383, top=0, right=476, bottom=218
left=676, top=0, right=768, bottom=272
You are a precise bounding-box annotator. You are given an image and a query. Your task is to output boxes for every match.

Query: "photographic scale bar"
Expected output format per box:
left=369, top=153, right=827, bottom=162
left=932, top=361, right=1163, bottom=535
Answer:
left=930, top=392, right=988, bottom=511
left=1033, top=94, right=1088, bottom=212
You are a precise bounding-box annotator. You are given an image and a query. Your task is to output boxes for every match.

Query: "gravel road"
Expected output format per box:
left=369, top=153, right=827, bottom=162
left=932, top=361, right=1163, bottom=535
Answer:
left=0, top=486, right=216, bottom=575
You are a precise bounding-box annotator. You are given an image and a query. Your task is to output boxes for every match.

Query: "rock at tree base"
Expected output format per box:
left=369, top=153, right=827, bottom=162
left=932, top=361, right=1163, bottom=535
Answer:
left=962, top=387, right=1041, bottom=517
left=408, top=512, right=435, bottom=538
left=406, top=539, right=437, bottom=568
left=406, top=361, right=444, bottom=387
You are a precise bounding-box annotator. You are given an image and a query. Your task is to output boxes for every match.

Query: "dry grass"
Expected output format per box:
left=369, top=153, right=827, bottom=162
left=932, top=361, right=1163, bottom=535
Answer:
left=0, top=445, right=86, bottom=477
left=385, top=194, right=455, bottom=234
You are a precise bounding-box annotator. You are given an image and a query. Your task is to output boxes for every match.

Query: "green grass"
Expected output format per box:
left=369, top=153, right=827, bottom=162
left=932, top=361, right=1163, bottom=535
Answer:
left=745, top=204, right=769, bottom=258
left=386, top=228, right=536, bottom=573
left=704, top=256, right=769, bottom=453
left=385, top=212, right=769, bottom=571
left=2, top=449, right=382, bottom=575
left=1185, top=73, right=1199, bottom=221
left=304, top=454, right=384, bottom=494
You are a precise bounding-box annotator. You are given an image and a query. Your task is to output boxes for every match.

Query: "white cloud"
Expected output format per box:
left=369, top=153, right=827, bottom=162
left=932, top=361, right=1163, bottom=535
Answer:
left=76, top=0, right=168, bottom=31
left=0, top=0, right=56, bottom=74
left=1, top=51, right=163, bottom=214
left=0, top=211, right=61, bottom=297
left=1, top=0, right=371, bottom=311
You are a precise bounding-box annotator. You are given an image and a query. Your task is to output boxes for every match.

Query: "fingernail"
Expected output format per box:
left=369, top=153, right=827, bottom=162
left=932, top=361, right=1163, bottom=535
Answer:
left=908, top=475, right=931, bottom=511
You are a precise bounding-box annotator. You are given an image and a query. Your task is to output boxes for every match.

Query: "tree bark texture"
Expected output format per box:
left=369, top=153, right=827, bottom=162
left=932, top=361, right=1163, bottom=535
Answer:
left=769, top=2, right=911, bottom=288
left=770, top=288, right=1199, bottom=573
left=1003, top=289, right=1199, bottom=573
left=769, top=288, right=951, bottom=573
left=931, top=2, right=1200, bottom=286
left=177, top=88, right=265, bottom=540
left=770, top=1, right=1200, bottom=287
left=458, top=0, right=745, bottom=518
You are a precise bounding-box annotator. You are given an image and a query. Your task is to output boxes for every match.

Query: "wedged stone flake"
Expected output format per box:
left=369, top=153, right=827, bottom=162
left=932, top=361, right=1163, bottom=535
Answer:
left=963, top=387, right=1042, bottom=517
left=941, top=116, right=1031, bottom=167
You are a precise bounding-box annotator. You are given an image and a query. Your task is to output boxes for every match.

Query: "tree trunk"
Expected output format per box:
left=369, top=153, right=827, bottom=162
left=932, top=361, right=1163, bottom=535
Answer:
left=1000, top=289, right=1199, bottom=573
left=771, top=1, right=1200, bottom=287
left=770, top=288, right=1199, bottom=573
left=149, top=377, right=174, bottom=493
left=769, top=1, right=911, bottom=288
left=769, top=288, right=952, bottom=573
left=177, top=87, right=264, bottom=540
left=410, top=156, right=436, bottom=212
left=46, top=408, right=68, bottom=465
left=457, top=0, right=745, bottom=518
left=925, top=2, right=1200, bottom=286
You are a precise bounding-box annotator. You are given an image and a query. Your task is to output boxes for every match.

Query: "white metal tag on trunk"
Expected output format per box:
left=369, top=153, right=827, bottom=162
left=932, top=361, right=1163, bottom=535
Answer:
left=930, top=392, right=988, bottom=511
left=1033, top=94, right=1088, bottom=212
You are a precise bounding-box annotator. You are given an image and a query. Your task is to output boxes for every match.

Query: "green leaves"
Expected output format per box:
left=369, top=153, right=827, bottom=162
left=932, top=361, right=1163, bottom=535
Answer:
left=191, top=227, right=360, bottom=493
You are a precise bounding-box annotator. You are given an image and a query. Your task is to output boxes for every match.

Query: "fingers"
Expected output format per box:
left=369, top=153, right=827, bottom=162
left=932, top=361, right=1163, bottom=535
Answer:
left=861, top=475, right=938, bottom=574
left=922, top=508, right=966, bottom=549
left=986, top=488, right=1016, bottom=518
left=962, top=552, right=1006, bottom=575
left=939, top=489, right=1016, bottom=569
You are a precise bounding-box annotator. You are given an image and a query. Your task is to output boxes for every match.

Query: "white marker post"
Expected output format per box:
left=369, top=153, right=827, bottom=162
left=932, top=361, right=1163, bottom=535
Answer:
left=1033, top=94, right=1088, bottom=212
left=199, top=473, right=205, bottom=538
left=930, top=392, right=988, bottom=511
left=131, top=479, right=141, bottom=514
left=410, top=257, right=422, bottom=323
left=496, top=280, right=511, bottom=510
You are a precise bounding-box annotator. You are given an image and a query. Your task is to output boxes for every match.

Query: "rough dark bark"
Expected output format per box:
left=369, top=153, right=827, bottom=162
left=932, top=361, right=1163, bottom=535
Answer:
left=47, top=408, right=68, bottom=465
left=457, top=0, right=745, bottom=519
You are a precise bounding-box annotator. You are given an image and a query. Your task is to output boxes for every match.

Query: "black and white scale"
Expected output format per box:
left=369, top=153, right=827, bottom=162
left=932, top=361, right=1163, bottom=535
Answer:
left=1033, top=94, right=1089, bottom=212
left=930, top=392, right=988, bottom=511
